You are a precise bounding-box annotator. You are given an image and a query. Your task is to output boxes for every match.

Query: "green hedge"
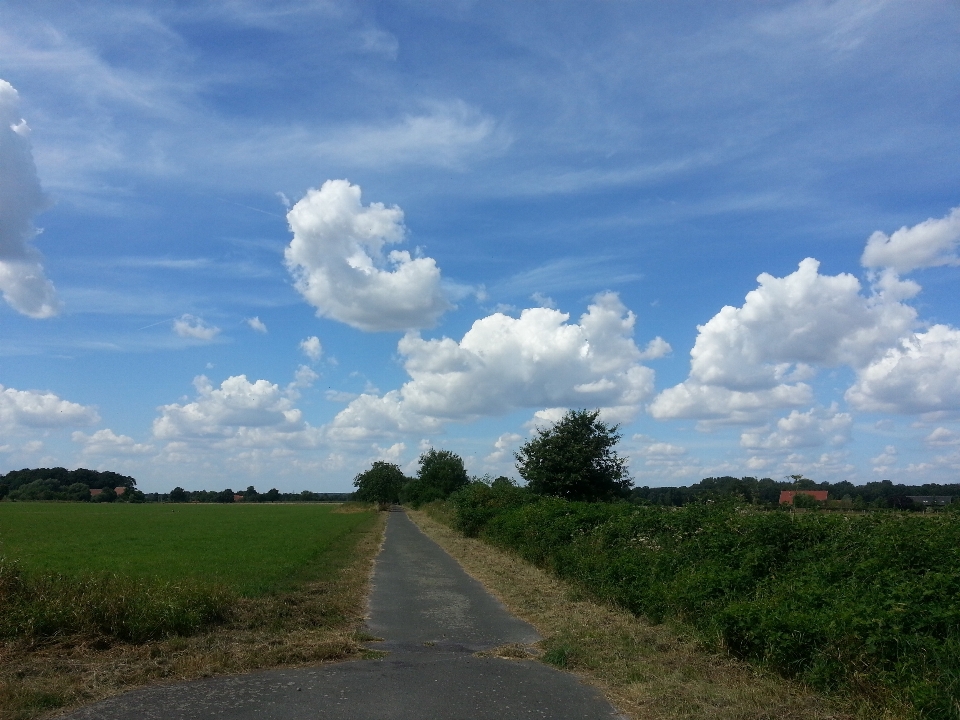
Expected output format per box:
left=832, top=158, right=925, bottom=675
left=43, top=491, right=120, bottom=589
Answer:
left=450, top=487, right=960, bottom=719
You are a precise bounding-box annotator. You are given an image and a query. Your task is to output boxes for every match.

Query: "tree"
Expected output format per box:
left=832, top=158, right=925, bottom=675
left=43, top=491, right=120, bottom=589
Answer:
left=353, top=461, right=406, bottom=505
left=516, top=408, right=631, bottom=501
left=264, top=488, right=280, bottom=502
left=402, top=449, right=469, bottom=507
left=169, top=486, right=189, bottom=503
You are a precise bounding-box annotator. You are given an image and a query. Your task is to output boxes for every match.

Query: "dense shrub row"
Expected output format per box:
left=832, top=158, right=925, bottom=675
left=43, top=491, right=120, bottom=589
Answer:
left=0, top=558, right=233, bottom=642
left=450, top=484, right=960, bottom=719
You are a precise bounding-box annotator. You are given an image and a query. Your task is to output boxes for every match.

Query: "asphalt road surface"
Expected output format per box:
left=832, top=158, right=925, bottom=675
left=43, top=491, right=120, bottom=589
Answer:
left=59, top=510, right=621, bottom=719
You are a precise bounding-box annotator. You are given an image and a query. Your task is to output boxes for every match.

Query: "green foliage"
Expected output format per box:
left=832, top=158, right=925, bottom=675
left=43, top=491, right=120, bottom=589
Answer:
left=169, top=486, right=189, bottom=502
left=449, top=479, right=531, bottom=537
left=452, top=494, right=960, bottom=718
left=791, top=492, right=821, bottom=509
left=353, top=461, right=406, bottom=504
left=0, top=558, right=231, bottom=642
left=92, top=486, right=117, bottom=503
left=633, top=475, right=960, bottom=508
left=215, top=488, right=235, bottom=503
left=516, top=409, right=631, bottom=501
left=0, top=467, right=136, bottom=492
left=401, top=448, right=469, bottom=507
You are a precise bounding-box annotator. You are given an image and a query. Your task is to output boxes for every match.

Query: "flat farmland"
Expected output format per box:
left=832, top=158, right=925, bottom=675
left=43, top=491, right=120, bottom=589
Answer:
left=0, top=502, right=385, bottom=719
left=0, top=502, right=376, bottom=596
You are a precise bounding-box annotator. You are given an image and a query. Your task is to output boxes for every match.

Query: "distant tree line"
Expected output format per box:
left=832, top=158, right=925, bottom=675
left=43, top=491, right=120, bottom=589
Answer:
left=0, top=467, right=143, bottom=503
left=632, top=476, right=960, bottom=510
left=353, top=448, right=472, bottom=507
left=0, top=469, right=351, bottom=504
left=163, top=485, right=352, bottom=503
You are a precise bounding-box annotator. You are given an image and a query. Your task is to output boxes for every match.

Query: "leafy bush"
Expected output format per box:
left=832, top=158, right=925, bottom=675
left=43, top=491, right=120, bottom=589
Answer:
left=0, top=557, right=233, bottom=642
left=449, top=479, right=531, bottom=537
left=453, top=496, right=960, bottom=718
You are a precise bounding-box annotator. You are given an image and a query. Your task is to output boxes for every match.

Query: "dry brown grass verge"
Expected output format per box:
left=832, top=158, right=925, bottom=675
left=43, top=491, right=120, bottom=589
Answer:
left=409, top=510, right=905, bottom=720
left=0, top=512, right=386, bottom=720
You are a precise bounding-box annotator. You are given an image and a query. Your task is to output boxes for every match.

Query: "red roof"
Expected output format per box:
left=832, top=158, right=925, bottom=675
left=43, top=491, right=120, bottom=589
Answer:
left=779, top=490, right=828, bottom=504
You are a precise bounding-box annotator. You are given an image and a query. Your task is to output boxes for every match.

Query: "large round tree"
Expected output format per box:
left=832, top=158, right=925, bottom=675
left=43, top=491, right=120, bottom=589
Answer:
left=353, top=461, right=406, bottom=505
left=401, top=449, right=469, bottom=506
left=515, top=409, right=631, bottom=501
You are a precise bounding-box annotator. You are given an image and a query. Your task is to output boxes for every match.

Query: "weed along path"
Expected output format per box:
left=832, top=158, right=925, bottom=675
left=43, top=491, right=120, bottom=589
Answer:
left=57, top=510, right=620, bottom=720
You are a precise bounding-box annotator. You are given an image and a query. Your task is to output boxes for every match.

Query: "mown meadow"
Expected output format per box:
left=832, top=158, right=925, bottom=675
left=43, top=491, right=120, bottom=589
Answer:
left=0, top=502, right=382, bottom=719
left=447, top=483, right=960, bottom=720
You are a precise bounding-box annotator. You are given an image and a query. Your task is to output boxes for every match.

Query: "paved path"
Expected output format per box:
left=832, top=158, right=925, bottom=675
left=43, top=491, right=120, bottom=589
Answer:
left=59, top=511, right=620, bottom=719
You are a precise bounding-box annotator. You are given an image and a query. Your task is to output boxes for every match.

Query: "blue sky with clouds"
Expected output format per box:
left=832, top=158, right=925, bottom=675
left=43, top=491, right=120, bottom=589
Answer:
left=2, top=0, right=959, bottom=492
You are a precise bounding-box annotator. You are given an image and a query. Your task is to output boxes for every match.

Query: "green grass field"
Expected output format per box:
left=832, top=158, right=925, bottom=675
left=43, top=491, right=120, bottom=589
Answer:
left=0, top=502, right=374, bottom=596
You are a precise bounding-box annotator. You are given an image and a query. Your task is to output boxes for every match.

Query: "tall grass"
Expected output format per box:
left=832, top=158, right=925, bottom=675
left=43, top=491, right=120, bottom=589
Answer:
left=450, top=485, right=960, bottom=719
left=0, top=558, right=232, bottom=642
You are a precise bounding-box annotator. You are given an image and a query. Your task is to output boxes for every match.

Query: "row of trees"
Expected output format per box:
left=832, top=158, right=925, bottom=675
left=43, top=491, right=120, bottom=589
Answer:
left=632, top=475, right=960, bottom=509
left=0, top=468, right=139, bottom=502
left=355, top=410, right=631, bottom=505
left=0, top=479, right=146, bottom=503
left=353, top=449, right=472, bottom=506
left=166, top=486, right=353, bottom=503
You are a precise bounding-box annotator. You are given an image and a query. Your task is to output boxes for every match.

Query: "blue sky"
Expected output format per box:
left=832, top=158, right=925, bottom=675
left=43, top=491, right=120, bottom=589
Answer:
left=1, top=0, right=959, bottom=492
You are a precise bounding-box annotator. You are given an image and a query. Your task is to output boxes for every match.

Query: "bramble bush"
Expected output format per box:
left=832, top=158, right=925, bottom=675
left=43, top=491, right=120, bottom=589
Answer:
left=448, top=490, right=960, bottom=719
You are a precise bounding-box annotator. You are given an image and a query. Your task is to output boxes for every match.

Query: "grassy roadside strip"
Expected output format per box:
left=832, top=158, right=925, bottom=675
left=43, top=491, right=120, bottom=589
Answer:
left=408, top=507, right=893, bottom=720
left=0, top=509, right=386, bottom=720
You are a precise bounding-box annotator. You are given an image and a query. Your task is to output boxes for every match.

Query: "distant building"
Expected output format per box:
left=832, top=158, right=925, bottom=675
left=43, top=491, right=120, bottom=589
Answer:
left=90, top=487, right=128, bottom=498
left=906, top=496, right=954, bottom=507
left=234, top=494, right=244, bottom=502
left=779, top=490, right=828, bottom=505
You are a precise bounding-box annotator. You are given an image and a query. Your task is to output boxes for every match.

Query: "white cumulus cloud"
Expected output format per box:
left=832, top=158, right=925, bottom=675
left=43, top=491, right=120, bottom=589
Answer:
left=740, top=405, right=852, bottom=450
left=72, top=429, right=154, bottom=455
left=328, top=293, right=657, bottom=439
left=0, top=79, right=60, bottom=318
left=153, top=375, right=304, bottom=440
left=926, top=427, right=960, bottom=447
left=0, top=384, right=99, bottom=429
left=861, top=206, right=960, bottom=274
left=246, top=316, right=267, bottom=333
left=300, top=336, right=323, bottom=361
left=291, top=364, right=319, bottom=390
left=173, top=314, right=221, bottom=341
left=871, top=445, right=898, bottom=475
left=845, top=324, right=960, bottom=414
left=284, top=180, right=451, bottom=331
left=650, top=258, right=917, bottom=422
